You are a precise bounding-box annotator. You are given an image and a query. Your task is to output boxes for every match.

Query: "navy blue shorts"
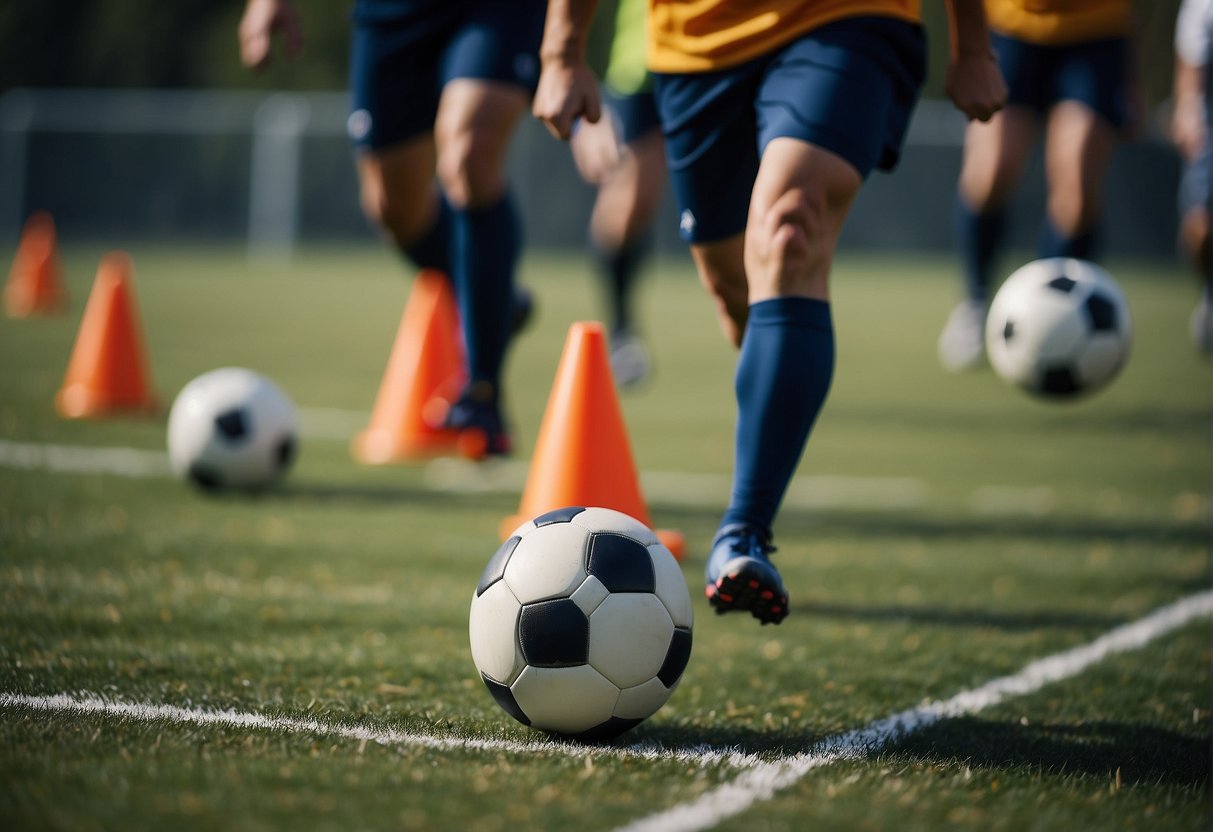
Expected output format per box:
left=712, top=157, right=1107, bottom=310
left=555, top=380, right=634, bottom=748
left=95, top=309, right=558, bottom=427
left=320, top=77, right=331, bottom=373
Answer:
left=653, top=16, right=926, bottom=243
left=994, top=32, right=1131, bottom=129
left=347, top=0, right=546, bottom=149
left=602, top=88, right=661, bottom=146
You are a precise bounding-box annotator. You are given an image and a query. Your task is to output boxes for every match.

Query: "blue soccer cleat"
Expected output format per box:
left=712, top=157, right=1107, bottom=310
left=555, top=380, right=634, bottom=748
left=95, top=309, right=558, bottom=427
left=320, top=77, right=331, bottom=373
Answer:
left=704, top=524, right=788, bottom=624
left=442, top=389, right=511, bottom=460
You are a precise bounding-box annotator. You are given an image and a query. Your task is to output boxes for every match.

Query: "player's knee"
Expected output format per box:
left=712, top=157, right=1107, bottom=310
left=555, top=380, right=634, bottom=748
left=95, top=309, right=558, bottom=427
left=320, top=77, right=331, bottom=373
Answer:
left=359, top=184, right=430, bottom=247
left=436, top=132, right=504, bottom=209
left=1048, top=190, right=1100, bottom=236
left=752, top=191, right=823, bottom=267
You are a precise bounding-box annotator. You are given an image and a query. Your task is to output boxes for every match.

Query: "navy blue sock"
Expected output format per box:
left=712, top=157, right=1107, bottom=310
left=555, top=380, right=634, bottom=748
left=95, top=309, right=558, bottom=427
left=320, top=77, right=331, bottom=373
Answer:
left=401, top=195, right=453, bottom=276
left=451, top=192, right=521, bottom=396
left=593, top=235, right=650, bottom=335
left=1038, top=218, right=1098, bottom=260
left=955, top=195, right=1006, bottom=303
left=721, top=297, right=835, bottom=536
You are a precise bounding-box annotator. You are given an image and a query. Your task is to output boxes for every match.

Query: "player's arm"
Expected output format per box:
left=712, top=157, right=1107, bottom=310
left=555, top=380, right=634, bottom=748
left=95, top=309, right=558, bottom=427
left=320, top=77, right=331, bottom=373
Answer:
left=1172, top=0, right=1211, bottom=160
left=534, top=0, right=603, bottom=141
left=1172, top=56, right=1208, bottom=160
left=943, top=0, right=1007, bottom=123
left=238, top=0, right=305, bottom=70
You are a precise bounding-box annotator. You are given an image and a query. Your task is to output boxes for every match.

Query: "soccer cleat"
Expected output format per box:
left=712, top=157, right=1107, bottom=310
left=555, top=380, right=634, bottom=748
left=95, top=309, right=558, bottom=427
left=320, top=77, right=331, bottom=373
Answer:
left=937, top=300, right=987, bottom=372
left=609, top=330, right=651, bottom=389
left=704, top=524, right=788, bottom=624
left=442, top=389, right=511, bottom=460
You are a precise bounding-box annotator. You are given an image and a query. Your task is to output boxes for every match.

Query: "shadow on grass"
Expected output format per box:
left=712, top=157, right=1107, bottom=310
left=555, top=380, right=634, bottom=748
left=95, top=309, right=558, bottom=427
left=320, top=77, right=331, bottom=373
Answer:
left=775, top=509, right=1210, bottom=547
left=800, top=600, right=1129, bottom=632
left=890, top=715, right=1211, bottom=788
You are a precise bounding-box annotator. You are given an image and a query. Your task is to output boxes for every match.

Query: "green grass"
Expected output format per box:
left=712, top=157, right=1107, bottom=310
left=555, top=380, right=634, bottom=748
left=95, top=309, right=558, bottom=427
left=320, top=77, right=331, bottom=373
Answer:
left=0, top=243, right=1209, bottom=830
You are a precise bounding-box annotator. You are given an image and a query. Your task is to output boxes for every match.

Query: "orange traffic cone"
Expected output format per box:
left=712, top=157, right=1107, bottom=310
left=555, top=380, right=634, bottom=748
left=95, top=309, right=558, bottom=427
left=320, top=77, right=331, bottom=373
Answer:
left=55, top=251, right=159, bottom=418
left=501, top=321, right=685, bottom=559
left=5, top=211, right=68, bottom=317
left=352, top=269, right=467, bottom=463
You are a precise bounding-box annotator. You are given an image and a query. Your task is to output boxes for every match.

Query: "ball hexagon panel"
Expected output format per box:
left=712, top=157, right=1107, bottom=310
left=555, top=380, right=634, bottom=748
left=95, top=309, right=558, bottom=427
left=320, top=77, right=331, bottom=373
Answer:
left=519, top=598, right=590, bottom=667
left=476, top=535, right=521, bottom=597
left=533, top=506, right=587, bottom=526
left=511, top=664, right=621, bottom=736
left=570, top=574, right=610, bottom=617
left=480, top=674, right=530, bottom=726
left=1083, top=291, right=1118, bottom=331
left=658, top=627, right=693, bottom=687
left=468, top=579, right=524, bottom=685
left=587, top=532, right=655, bottom=593
left=614, top=676, right=674, bottom=720
left=215, top=408, right=249, bottom=442
left=504, top=522, right=590, bottom=603
left=588, top=593, right=674, bottom=688
left=650, top=543, right=692, bottom=628
left=570, top=507, right=659, bottom=547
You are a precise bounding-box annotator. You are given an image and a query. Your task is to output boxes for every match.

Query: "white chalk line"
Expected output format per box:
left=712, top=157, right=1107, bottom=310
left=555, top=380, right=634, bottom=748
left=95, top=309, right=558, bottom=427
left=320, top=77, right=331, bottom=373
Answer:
left=1, top=590, right=1209, bottom=821
left=0, top=435, right=1069, bottom=516
left=0, top=691, right=761, bottom=770
left=615, top=589, right=1213, bottom=832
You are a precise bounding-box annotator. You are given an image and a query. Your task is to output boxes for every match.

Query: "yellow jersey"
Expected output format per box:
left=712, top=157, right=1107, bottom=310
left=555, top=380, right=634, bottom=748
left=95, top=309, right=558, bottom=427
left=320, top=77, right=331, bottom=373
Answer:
left=984, top=0, right=1132, bottom=46
left=647, top=0, right=922, bottom=74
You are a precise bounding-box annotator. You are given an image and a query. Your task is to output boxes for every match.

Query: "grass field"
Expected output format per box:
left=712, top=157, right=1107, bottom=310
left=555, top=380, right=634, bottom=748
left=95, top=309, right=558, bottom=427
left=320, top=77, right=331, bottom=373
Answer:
left=0, top=243, right=1209, bottom=831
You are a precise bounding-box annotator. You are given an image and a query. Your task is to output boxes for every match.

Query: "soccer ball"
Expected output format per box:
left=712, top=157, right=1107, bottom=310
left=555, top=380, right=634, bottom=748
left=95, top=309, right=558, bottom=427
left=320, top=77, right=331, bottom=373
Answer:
left=985, top=258, right=1132, bottom=399
left=469, top=506, right=693, bottom=741
left=167, top=367, right=299, bottom=490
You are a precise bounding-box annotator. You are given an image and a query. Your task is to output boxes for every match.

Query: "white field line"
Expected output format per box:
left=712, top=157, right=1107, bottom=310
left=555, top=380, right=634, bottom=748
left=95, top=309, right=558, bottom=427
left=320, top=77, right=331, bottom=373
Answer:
left=0, top=590, right=1209, bottom=813
left=0, top=436, right=930, bottom=512
left=615, top=589, right=1213, bottom=832
left=0, top=691, right=761, bottom=770
left=0, top=438, right=171, bottom=478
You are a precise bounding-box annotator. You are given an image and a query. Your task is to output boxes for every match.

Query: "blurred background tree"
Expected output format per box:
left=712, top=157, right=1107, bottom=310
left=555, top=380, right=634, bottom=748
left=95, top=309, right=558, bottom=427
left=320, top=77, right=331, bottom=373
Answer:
left=0, top=0, right=1189, bottom=114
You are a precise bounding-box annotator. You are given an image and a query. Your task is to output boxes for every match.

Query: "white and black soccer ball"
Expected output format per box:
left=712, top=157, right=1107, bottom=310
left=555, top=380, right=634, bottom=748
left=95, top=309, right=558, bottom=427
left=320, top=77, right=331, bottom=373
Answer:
left=167, top=367, right=299, bottom=490
left=469, top=506, right=693, bottom=741
left=985, top=258, right=1132, bottom=399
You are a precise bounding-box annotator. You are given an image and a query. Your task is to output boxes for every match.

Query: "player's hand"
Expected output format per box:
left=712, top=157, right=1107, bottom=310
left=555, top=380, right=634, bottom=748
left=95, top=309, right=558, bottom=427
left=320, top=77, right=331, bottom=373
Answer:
left=239, top=0, right=304, bottom=70
left=534, top=61, right=601, bottom=141
left=570, top=110, right=622, bottom=184
left=945, top=51, right=1007, bottom=123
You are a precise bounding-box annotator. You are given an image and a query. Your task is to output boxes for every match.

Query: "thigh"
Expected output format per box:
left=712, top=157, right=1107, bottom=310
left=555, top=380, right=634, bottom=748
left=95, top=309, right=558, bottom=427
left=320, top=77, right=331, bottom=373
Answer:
left=439, top=0, right=546, bottom=93
left=653, top=65, right=763, bottom=244
left=1052, top=37, right=1132, bottom=131
left=957, top=106, right=1041, bottom=207
left=348, top=14, right=448, bottom=150
left=604, top=88, right=662, bottom=147
left=756, top=16, right=927, bottom=178
left=1044, top=101, right=1117, bottom=200
left=995, top=32, right=1052, bottom=116
left=355, top=136, right=440, bottom=232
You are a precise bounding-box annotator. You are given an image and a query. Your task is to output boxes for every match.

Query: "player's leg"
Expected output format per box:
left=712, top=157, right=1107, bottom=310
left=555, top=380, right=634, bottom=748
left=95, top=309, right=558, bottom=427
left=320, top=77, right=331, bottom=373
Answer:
left=682, top=17, right=925, bottom=624
left=589, top=96, right=665, bottom=386
left=1037, top=36, right=1130, bottom=260
left=355, top=141, right=450, bottom=274
left=1179, top=140, right=1213, bottom=354
left=431, top=0, right=545, bottom=458
left=1039, top=101, right=1116, bottom=259
left=940, top=31, right=1045, bottom=371
left=348, top=13, right=450, bottom=273
left=940, top=106, right=1039, bottom=370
